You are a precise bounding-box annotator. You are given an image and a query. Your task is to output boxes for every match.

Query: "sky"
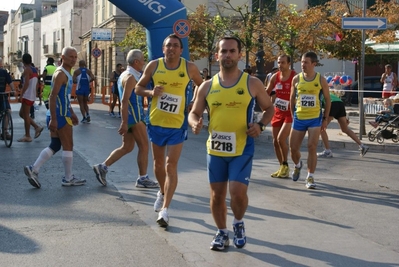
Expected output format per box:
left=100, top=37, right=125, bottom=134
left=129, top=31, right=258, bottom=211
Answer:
left=0, top=0, right=33, bottom=13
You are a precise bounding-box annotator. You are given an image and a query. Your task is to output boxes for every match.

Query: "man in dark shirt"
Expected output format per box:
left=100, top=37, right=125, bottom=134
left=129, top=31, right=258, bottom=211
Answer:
left=0, top=57, right=16, bottom=140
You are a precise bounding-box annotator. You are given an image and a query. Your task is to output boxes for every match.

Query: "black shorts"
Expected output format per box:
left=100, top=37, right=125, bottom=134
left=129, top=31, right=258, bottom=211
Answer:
left=329, top=101, right=346, bottom=119
left=112, top=86, right=119, bottom=97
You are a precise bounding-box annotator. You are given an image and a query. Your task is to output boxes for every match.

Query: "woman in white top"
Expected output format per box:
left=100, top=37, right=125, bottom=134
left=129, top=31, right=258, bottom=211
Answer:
left=381, top=64, right=397, bottom=99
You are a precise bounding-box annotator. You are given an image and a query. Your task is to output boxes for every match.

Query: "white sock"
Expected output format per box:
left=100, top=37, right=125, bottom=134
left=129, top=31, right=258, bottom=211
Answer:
left=219, top=228, right=228, bottom=234
left=307, top=172, right=314, bottom=177
left=233, top=218, right=243, bottom=224
left=62, top=151, right=73, bottom=180
left=33, top=147, right=54, bottom=173
left=139, top=174, right=148, bottom=180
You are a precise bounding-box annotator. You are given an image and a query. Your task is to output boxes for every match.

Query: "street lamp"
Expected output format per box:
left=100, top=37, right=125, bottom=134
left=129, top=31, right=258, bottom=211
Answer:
left=255, top=0, right=266, bottom=83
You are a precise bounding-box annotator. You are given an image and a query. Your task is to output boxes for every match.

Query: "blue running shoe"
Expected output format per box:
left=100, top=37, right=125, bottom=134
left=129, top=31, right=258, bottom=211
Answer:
left=62, top=175, right=86, bottom=186
left=210, top=230, right=229, bottom=251
left=292, top=160, right=302, bottom=182
left=135, top=175, right=159, bottom=188
left=233, top=222, right=246, bottom=248
left=24, top=165, right=41, bottom=188
left=93, top=164, right=108, bottom=186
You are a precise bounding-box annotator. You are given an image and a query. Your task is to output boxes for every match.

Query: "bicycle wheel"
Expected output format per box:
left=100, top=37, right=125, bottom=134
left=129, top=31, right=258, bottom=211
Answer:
left=2, top=111, right=13, bottom=147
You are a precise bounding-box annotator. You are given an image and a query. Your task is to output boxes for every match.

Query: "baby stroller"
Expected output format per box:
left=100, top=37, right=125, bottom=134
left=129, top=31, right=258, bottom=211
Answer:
left=368, top=104, right=399, bottom=144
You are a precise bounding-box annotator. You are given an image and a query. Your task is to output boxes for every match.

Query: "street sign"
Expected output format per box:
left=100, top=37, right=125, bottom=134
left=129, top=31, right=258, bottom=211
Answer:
left=173, top=19, right=191, bottom=39
left=92, top=48, right=102, bottom=58
left=342, top=17, right=387, bottom=30
left=92, top=28, right=112, bottom=41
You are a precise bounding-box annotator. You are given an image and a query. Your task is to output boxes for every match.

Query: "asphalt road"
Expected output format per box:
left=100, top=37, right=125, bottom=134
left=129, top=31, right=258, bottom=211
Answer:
left=0, top=102, right=398, bottom=267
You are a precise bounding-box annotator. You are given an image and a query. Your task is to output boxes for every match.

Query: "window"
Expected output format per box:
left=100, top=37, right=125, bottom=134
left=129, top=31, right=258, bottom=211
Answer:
left=252, top=0, right=276, bottom=14
left=42, top=34, right=46, bottom=45
left=308, top=0, right=329, bottom=7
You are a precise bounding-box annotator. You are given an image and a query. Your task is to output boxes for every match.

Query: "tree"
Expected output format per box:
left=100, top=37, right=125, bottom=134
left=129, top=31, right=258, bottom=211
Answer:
left=115, top=23, right=148, bottom=60
left=259, top=4, right=336, bottom=67
left=187, top=5, right=231, bottom=73
left=221, top=0, right=262, bottom=67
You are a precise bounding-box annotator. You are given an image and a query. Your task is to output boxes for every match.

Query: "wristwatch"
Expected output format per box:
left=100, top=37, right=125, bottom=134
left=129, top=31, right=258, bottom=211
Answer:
left=257, top=122, right=266, bottom=132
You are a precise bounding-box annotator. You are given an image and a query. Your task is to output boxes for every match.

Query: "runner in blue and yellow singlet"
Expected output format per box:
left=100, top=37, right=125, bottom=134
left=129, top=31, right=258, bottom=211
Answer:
left=92, top=49, right=158, bottom=189
left=24, top=47, right=86, bottom=188
left=289, top=52, right=331, bottom=189
left=136, top=34, right=203, bottom=228
left=72, top=60, right=96, bottom=123
left=189, top=36, right=274, bottom=251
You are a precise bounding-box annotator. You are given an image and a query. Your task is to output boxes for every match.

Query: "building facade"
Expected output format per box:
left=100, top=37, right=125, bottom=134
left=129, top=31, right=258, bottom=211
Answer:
left=2, top=0, right=396, bottom=86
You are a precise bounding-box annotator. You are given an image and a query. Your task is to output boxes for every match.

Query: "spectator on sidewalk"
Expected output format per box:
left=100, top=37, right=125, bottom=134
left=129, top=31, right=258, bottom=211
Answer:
left=381, top=64, right=397, bottom=99
left=369, top=98, right=394, bottom=128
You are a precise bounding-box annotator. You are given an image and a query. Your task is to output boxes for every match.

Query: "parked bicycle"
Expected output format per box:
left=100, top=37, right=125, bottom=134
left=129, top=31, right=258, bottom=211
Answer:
left=0, top=92, right=13, bottom=147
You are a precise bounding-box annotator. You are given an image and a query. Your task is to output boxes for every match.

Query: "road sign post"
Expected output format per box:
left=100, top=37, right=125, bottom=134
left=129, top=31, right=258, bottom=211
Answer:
left=342, top=16, right=387, bottom=139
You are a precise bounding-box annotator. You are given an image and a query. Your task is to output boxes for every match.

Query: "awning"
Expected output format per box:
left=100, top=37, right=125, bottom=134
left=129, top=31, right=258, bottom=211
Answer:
left=366, top=42, right=399, bottom=54
left=365, top=30, right=399, bottom=54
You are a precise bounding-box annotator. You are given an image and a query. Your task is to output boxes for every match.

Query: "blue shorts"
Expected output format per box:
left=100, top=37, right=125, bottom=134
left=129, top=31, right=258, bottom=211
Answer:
left=292, top=116, right=322, bottom=131
left=207, top=154, right=253, bottom=186
left=147, top=125, right=187, bottom=146
left=75, top=88, right=90, bottom=97
left=54, top=116, right=73, bottom=129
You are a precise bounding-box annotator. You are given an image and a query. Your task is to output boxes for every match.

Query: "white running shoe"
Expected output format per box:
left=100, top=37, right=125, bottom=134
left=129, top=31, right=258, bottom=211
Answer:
left=305, top=176, right=316, bottom=189
left=154, top=191, right=164, bottom=212
left=157, top=208, right=169, bottom=227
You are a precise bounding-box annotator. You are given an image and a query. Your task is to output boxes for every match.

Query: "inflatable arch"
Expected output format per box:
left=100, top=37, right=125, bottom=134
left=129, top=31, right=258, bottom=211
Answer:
left=108, top=0, right=190, bottom=60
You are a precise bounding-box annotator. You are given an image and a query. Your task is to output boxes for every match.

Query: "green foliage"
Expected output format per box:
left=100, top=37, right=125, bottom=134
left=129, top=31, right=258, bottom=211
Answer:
left=116, top=23, right=148, bottom=60
left=187, top=5, right=231, bottom=62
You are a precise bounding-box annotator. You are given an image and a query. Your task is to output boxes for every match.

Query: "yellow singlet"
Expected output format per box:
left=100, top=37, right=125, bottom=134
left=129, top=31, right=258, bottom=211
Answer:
left=149, top=58, right=191, bottom=128
left=295, top=72, right=322, bottom=120
left=206, top=72, right=254, bottom=157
